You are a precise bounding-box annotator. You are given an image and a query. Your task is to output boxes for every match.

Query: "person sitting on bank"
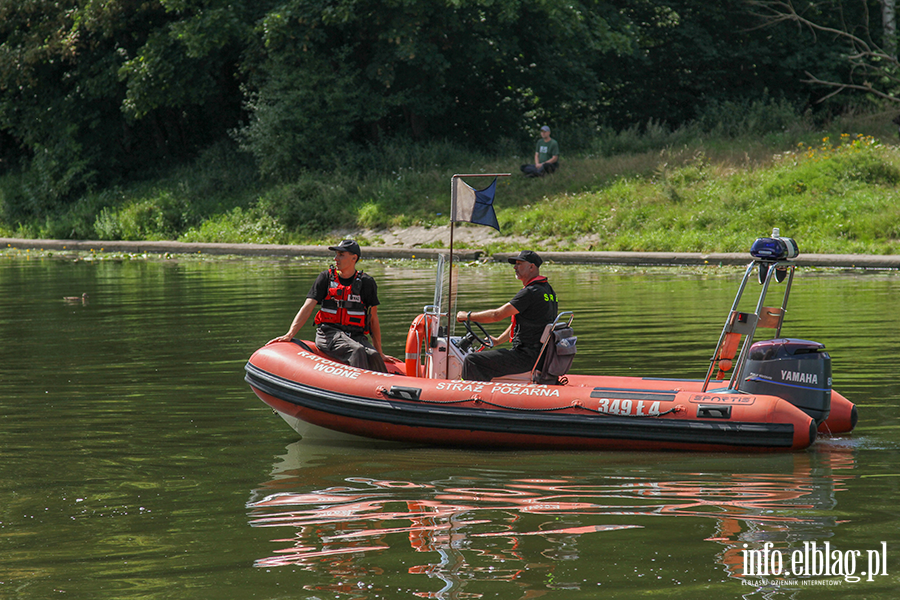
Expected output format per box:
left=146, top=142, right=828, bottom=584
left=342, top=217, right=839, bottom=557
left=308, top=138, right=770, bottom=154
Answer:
left=520, top=126, right=559, bottom=177
left=268, top=239, right=387, bottom=372
left=455, top=250, right=557, bottom=381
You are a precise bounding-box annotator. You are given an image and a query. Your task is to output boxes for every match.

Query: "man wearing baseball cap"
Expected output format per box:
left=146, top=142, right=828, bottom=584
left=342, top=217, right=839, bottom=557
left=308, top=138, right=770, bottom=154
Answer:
left=269, top=239, right=387, bottom=372
left=455, top=250, right=557, bottom=381
left=520, top=125, right=559, bottom=177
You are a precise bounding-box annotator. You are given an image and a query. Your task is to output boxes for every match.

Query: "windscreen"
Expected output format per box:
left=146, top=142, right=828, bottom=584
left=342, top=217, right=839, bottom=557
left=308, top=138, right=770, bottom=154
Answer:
left=429, top=253, right=459, bottom=338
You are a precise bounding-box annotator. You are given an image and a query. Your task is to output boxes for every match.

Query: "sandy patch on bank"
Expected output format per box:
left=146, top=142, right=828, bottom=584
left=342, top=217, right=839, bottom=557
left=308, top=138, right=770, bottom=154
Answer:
left=351, top=224, right=602, bottom=252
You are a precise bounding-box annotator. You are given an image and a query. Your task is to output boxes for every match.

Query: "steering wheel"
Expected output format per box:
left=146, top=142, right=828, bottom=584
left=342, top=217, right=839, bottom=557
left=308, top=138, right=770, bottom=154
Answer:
left=463, top=318, right=494, bottom=350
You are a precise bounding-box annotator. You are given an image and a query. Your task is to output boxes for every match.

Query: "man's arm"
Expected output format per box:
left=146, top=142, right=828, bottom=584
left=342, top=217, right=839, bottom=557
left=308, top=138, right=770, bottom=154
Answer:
left=492, top=323, right=513, bottom=345
left=268, top=297, right=318, bottom=344
left=456, top=302, right=518, bottom=324
left=367, top=306, right=384, bottom=355
left=544, top=140, right=559, bottom=166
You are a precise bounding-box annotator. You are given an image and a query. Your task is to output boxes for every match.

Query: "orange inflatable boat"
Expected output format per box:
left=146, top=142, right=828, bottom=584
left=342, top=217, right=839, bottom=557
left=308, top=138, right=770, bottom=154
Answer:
left=246, top=233, right=856, bottom=452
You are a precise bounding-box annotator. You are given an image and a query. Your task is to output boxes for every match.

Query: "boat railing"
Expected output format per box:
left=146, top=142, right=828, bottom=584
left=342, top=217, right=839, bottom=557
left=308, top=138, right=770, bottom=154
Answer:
left=702, top=259, right=795, bottom=393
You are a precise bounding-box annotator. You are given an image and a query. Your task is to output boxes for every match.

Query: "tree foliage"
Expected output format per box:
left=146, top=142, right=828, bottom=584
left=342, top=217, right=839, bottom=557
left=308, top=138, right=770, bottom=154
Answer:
left=237, top=0, right=635, bottom=176
left=0, top=0, right=261, bottom=219
left=0, top=0, right=874, bottom=219
left=750, top=0, right=900, bottom=104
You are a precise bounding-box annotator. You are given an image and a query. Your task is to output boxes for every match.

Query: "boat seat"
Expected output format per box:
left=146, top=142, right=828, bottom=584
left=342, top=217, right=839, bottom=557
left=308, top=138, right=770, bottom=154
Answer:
left=531, top=312, right=576, bottom=385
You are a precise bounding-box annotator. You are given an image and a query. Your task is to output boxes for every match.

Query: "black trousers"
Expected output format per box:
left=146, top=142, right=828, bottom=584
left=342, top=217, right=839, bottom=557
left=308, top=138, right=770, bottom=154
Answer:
left=461, top=345, right=541, bottom=382
left=520, top=162, right=558, bottom=177
left=316, top=326, right=387, bottom=372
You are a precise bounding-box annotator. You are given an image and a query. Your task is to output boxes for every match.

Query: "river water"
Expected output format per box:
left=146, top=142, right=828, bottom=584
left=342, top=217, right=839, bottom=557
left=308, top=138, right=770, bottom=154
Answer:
left=1, top=252, right=898, bottom=599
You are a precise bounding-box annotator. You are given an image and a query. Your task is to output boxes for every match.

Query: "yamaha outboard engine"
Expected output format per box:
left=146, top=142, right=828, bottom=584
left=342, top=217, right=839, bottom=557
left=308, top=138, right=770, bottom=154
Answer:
left=740, top=338, right=832, bottom=424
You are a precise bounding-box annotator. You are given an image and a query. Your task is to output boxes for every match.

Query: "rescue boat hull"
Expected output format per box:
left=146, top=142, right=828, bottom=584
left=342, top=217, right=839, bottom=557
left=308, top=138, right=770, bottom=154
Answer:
left=246, top=341, right=826, bottom=452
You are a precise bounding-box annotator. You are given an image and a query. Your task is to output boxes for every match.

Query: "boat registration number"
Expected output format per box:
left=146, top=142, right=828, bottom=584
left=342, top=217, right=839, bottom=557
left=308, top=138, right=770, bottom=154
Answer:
left=595, top=398, right=662, bottom=417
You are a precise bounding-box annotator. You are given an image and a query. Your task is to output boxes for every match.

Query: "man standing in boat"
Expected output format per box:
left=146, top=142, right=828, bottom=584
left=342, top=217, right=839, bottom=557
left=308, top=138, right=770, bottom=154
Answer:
left=268, top=239, right=387, bottom=372
left=455, top=250, right=557, bottom=381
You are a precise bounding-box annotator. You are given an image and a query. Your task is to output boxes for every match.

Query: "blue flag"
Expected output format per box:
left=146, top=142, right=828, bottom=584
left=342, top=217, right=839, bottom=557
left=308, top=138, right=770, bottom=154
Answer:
left=451, top=177, right=500, bottom=231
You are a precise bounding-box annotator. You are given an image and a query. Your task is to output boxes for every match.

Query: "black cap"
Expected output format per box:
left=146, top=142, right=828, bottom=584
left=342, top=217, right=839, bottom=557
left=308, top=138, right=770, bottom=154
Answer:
left=507, top=250, right=542, bottom=267
left=328, top=239, right=361, bottom=257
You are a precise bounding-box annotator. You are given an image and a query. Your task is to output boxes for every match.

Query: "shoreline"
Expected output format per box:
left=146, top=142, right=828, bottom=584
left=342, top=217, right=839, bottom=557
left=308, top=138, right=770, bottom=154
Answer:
left=3, top=237, right=899, bottom=269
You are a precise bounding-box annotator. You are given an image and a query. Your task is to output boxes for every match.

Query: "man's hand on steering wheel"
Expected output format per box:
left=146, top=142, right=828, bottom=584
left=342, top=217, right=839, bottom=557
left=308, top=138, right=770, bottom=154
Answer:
left=463, top=316, right=494, bottom=350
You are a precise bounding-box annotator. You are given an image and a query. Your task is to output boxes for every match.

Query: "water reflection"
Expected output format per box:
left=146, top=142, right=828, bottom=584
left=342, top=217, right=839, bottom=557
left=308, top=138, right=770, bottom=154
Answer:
left=247, top=438, right=856, bottom=597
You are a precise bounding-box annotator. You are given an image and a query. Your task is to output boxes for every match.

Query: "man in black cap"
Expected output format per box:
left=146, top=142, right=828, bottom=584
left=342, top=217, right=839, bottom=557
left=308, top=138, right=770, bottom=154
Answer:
left=455, top=250, right=557, bottom=381
left=269, top=239, right=387, bottom=372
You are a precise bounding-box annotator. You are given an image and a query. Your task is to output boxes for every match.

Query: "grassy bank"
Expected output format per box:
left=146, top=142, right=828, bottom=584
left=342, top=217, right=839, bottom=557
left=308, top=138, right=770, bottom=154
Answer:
left=2, top=106, right=900, bottom=254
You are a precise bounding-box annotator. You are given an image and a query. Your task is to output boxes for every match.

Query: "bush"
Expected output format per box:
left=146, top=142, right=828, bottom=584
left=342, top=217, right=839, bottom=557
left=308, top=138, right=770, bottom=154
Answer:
left=592, top=119, right=697, bottom=157
left=236, top=49, right=364, bottom=179
left=258, top=179, right=356, bottom=234
left=93, top=192, right=190, bottom=240
left=327, top=136, right=482, bottom=176
left=357, top=202, right=392, bottom=229
left=179, top=205, right=287, bottom=244
left=695, top=95, right=809, bottom=138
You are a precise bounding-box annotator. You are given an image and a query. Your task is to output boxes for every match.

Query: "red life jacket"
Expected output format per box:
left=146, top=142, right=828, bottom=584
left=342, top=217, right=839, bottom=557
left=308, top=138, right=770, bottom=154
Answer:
left=314, top=267, right=368, bottom=332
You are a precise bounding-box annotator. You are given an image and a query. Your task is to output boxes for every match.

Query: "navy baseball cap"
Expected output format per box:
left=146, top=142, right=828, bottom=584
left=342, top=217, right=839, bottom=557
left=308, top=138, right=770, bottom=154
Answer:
left=540, top=125, right=550, bottom=132
left=328, top=239, right=361, bottom=257
left=507, top=250, right=542, bottom=267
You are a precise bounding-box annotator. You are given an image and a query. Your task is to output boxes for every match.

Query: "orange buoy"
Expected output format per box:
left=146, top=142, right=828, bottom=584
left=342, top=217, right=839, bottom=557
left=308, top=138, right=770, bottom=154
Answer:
left=405, top=313, right=426, bottom=377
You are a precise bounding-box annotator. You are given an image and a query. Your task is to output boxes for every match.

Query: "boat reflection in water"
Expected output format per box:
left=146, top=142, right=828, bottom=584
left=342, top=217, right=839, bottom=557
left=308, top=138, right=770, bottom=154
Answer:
left=246, top=434, right=856, bottom=596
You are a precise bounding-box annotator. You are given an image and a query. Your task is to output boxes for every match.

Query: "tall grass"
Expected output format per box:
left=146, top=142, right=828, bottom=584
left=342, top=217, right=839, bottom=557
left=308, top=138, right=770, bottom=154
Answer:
left=499, top=133, right=900, bottom=254
left=2, top=102, right=899, bottom=253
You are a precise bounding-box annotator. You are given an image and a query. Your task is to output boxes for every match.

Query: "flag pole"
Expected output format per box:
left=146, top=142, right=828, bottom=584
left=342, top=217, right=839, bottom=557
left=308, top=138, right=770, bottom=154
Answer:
left=448, top=177, right=457, bottom=380
left=448, top=173, right=510, bottom=380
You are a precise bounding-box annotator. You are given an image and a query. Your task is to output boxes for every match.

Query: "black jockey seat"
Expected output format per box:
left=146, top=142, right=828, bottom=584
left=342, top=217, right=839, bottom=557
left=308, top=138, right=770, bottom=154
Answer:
left=531, top=312, right=576, bottom=385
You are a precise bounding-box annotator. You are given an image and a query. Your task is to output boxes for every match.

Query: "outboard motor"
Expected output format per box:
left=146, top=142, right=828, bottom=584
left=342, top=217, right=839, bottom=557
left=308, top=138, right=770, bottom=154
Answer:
left=740, top=339, right=832, bottom=424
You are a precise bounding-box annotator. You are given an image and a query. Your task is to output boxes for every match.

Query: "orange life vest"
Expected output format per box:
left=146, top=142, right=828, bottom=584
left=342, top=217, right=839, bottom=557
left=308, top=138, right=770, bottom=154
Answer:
left=314, top=267, right=368, bottom=332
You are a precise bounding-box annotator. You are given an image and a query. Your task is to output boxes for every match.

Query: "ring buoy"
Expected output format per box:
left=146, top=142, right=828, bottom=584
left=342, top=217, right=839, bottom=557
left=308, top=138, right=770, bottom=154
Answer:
left=405, top=314, right=426, bottom=377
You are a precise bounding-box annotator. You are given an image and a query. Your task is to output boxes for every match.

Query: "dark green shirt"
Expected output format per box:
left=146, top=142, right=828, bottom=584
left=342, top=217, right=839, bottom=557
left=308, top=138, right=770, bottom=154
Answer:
left=535, top=137, right=559, bottom=163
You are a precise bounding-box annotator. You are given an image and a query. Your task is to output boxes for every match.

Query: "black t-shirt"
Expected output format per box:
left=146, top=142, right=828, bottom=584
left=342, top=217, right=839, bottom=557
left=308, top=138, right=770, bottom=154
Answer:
left=308, top=270, right=380, bottom=307
left=509, top=278, right=557, bottom=349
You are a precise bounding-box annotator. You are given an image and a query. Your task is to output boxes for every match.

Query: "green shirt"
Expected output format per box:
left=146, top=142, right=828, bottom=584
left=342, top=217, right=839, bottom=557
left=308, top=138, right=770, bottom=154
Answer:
left=535, top=137, right=559, bottom=163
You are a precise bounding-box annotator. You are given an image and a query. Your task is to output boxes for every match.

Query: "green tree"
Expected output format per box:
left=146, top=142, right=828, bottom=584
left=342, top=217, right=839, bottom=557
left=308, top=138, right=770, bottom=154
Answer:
left=237, top=0, right=635, bottom=176
left=0, top=0, right=262, bottom=220
left=750, top=1, right=900, bottom=104
left=595, top=0, right=855, bottom=130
